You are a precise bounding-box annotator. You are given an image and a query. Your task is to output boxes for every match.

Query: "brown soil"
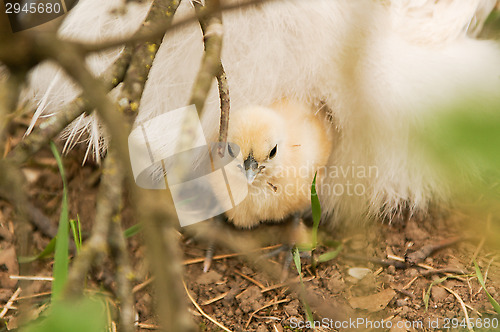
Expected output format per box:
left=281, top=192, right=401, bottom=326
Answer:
left=0, top=135, right=499, bottom=332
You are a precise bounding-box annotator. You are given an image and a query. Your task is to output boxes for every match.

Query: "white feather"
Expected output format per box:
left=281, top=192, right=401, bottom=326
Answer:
left=22, top=0, right=151, bottom=159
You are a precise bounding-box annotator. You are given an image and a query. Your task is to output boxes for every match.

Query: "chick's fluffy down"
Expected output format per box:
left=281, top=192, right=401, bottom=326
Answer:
left=223, top=101, right=332, bottom=228
left=21, top=0, right=500, bottom=226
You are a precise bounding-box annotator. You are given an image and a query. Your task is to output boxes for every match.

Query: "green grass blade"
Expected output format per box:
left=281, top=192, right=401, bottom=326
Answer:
left=424, top=275, right=473, bottom=311
left=77, top=215, right=82, bottom=249
left=473, top=259, right=500, bottom=314
left=18, top=237, right=57, bottom=263
left=292, top=248, right=314, bottom=324
left=69, top=215, right=83, bottom=253
left=69, top=219, right=80, bottom=254
left=50, top=142, right=69, bottom=301
left=22, top=297, right=107, bottom=332
left=317, top=244, right=343, bottom=263
left=424, top=276, right=447, bottom=311
left=293, top=247, right=301, bottom=275
left=310, top=172, right=321, bottom=250
left=123, top=223, right=142, bottom=238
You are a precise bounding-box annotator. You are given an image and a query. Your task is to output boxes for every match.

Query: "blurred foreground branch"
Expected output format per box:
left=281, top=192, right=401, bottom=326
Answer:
left=0, top=0, right=298, bottom=331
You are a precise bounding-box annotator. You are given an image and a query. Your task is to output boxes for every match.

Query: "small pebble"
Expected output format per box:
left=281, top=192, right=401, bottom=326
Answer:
left=382, top=274, right=395, bottom=284
left=431, top=286, right=448, bottom=303
left=396, top=299, right=407, bottom=307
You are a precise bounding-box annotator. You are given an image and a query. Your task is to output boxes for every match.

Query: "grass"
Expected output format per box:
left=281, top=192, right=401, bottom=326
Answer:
left=309, top=172, right=343, bottom=265
left=310, top=172, right=320, bottom=272
left=17, top=237, right=57, bottom=263
left=290, top=174, right=345, bottom=325
left=473, top=259, right=500, bottom=314
left=69, top=215, right=82, bottom=254
left=292, top=247, right=314, bottom=324
left=123, top=223, right=142, bottom=238
left=21, top=143, right=107, bottom=332
left=423, top=274, right=477, bottom=312
left=22, top=297, right=107, bottom=332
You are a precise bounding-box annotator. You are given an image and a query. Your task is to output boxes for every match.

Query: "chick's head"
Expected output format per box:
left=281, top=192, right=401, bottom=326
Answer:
left=227, top=105, right=288, bottom=186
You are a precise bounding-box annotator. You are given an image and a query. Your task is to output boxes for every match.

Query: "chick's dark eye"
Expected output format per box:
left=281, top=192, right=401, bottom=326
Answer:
left=269, top=144, right=277, bottom=159
left=227, top=144, right=235, bottom=158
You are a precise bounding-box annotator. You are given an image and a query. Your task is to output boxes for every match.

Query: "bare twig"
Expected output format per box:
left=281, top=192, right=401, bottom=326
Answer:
left=64, top=151, right=123, bottom=297
left=0, top=71, right=35, bottom=271
left=120, top=0, right=181, bottom=114
left=136, top=322, right=161, bottom=330
left=405, top=237, right=464, bottom=264
left=82, top=0, right=270, bottom=54
left=183, top=280, right=232, bottom=332
left=190, top=0, right=224, bottom=115
left=9, top=275, right=53, bottom=281
left=0, top=160, right=31, bottom=279
left=195, top=1, right=231, bottom=155
left=0, top=287, right=22, bottom=319
left=0, top=71, right=23, bottom=156
left=234, top=269, right=266, bottom=290
left=183, top=244, right=283, bottom=265
left=108, top=196, right=134, bottom=332
left=245, top=299, right=290, bottom=329
left=216, top=64, right=230, bottom=156
left=132, top=189, right=195, bottom=331
left=343, top=253, right=408, bottom=269
left=441, top=285, right=473, bottom=331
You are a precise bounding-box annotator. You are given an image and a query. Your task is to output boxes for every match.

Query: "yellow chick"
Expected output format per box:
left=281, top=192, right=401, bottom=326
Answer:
left=224, top=100, right=333, bottom=229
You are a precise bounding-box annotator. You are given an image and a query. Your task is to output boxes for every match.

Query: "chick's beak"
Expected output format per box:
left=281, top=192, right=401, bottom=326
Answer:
left=243, top=154, right=259, bottom=184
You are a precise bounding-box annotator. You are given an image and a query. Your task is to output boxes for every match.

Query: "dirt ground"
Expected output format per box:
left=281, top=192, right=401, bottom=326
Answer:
left=0, top=132, right=499, bottom=332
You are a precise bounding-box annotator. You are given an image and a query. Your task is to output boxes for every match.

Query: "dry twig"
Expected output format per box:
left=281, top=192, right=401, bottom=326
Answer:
left=64, top=152, right=123, bottom=297
left=183, top=280, right=232, bottom=332
left=0, top=287, right=22, bottom=319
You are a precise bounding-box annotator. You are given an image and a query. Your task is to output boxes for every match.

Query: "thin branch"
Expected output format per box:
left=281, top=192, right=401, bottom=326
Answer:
left=42, top=1, right=196, bottom=330
left=189, top=0, right=223, bottom=115
left=405, top=236, right=464, bottom=264
left=81, top=0, right=270, bottom=54
left=183, top=280, right=232, bottom=332
left=120, top=0, right=181, bottom=115
left=132, top=190, right=195, bottom=331
left=0, top=287, right=22, bottom=319
left=64, top=151, right=123, bottom=297
left=0, top=71, right=23, bottom=156
left=216, top=64, right=230, bottom=155
left=107, top=177, right=134, bottom=332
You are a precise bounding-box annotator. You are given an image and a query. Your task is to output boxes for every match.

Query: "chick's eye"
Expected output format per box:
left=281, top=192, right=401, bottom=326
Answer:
left=269, top=144, right=277, bottom=159
left=227, top=144, right=235, bottom=158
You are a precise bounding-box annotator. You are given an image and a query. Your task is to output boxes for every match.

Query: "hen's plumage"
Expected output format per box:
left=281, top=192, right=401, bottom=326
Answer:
left=21, top=0, right=500, bottom=226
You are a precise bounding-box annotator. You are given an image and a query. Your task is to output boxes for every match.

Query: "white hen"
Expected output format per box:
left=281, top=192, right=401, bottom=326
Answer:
left=22, top=0, right=500, bottom=226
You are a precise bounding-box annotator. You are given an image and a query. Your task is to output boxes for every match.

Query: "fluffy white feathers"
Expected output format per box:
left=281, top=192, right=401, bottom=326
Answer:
left=22, top=0, right=150, bottom=161
left=22, top=0, right=500, bottom=225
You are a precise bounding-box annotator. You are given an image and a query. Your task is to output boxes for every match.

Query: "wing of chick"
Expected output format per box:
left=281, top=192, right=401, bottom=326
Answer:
left=223, top=100, right=333, bottom=229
